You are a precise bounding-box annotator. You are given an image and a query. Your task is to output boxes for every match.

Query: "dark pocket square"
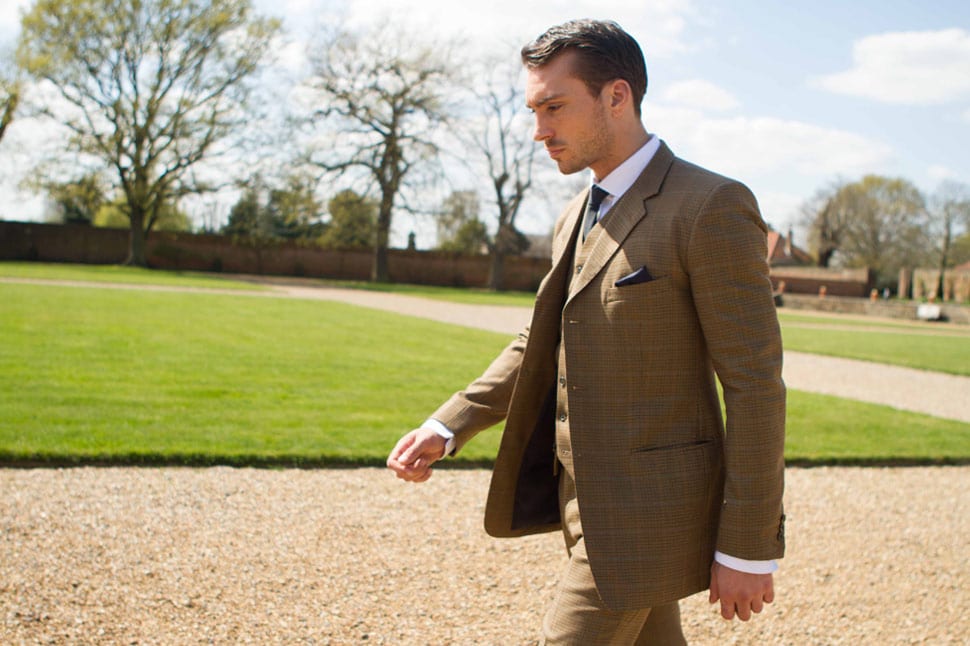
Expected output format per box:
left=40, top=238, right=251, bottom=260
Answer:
left=614, top=266, right=654, bottom=287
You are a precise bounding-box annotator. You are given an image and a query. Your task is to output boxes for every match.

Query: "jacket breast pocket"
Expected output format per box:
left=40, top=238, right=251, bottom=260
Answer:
left=605, top=275, right=672, bottom=304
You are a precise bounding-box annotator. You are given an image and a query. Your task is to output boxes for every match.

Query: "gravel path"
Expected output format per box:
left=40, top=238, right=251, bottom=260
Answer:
left=2, top=466, right=967, bottom=644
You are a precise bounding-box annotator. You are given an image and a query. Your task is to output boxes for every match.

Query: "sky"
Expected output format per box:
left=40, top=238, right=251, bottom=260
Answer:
left=1, top=0, right=969, bottom=248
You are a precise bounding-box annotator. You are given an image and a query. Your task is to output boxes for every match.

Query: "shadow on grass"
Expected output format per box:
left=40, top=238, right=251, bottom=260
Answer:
left=1, top=453, right=969, bottom=469
left=0, top=452, right=497, bottom=470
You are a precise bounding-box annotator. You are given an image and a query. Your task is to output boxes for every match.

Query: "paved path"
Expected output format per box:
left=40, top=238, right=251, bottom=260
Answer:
left=6, top=276, right=969, bottom=423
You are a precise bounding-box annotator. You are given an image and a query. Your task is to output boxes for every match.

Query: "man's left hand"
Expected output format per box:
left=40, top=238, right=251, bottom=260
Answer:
left=708, top=561, right=774, bottom=621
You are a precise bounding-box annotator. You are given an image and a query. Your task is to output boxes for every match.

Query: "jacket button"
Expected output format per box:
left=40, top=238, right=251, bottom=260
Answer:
left=559, top=376, right=566, bottom=387
left=559, top=413, right=567, bottom=422
left=575, top=264, right=583, bottom=273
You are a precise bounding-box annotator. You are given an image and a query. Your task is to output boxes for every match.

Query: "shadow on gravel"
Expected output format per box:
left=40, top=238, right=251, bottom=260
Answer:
left=1, top=454, right=968, bottom=469
left=0, top=453, right=497, bottom=470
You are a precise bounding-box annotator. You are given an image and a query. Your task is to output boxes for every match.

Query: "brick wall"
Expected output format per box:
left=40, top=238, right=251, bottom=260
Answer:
left=1, top=220, right=885, bottom=298
left=0, top=221, right=549, bottom=291
left=768, top=265, right=874, bottom=298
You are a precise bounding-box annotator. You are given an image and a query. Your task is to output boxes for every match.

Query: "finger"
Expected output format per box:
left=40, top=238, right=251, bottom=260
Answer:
left=388, top=434, right=415, bottom=464
left=407, top=464, right=433, bottom=483
left=708, top=568, right=719, bottom=604
left=395, top=464, right=428, bottom=482
left=751, top=597, right=764, bottom=614
left=413, top=468, right=434, bottom=483
left=397, top=438, right=423, bottom=466
left=720, top=600, right=735, bottom=620
left=735, top=602, right=751, bottom=622
left=387, top=452, right=415, bottom=475
left=764, top=581, right=775, bottom=604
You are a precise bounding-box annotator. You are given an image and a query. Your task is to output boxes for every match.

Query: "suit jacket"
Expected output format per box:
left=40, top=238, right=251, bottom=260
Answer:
left=431, top=141, right=786, bottom=610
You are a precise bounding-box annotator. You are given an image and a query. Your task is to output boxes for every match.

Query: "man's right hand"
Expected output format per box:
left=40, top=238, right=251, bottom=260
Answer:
left=386, top=428, right=447, bottom=483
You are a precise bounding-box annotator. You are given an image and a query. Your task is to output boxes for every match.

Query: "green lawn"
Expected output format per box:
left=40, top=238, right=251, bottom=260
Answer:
left=0, top=260, right=267, bottom=291
left=1, top=278, right=968, bottom=466
left=779, top=314, right=970, bottom=376
left=0, top=261, right=535, bottom=306
left=0, top=283, right=510, bottom=464
left=6, top=262, right=969, bottom=376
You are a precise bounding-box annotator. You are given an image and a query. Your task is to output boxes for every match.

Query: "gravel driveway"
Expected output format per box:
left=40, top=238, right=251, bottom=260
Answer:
left=2, top=466, right=967, bottom=644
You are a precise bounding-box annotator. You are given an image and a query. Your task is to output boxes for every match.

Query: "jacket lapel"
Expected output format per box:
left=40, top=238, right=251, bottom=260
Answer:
left=567, top=142, right=676, bottom=301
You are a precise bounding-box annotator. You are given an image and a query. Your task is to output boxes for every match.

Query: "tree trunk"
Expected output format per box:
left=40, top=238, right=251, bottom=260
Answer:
left=937, top=228, right=952, bottom=302
left=937, top=260, right=948, bottom=302
left=372, top=195, right=393, bottom=282
left=817, top=248, right=833, bottom=268
left=372, top=245, right=390, bottom=283
left=487, top=250, right=506, bottom=291
left=125, top=209, right=149, bottom=267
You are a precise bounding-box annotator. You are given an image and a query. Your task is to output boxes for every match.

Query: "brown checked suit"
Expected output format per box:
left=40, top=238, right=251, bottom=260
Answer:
left=431, top=141, right=786, bottom=611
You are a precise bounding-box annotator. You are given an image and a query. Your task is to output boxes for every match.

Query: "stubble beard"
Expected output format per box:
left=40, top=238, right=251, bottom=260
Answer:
left=554, top=103, right=613, bottom=177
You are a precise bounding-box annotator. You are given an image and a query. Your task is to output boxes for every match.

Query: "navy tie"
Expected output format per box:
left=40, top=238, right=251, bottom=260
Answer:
left=582, top=185, right=610, bottom=240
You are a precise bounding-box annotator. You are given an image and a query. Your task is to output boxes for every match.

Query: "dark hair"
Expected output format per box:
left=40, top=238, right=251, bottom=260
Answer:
left=521, top=19, right=647, bottom=117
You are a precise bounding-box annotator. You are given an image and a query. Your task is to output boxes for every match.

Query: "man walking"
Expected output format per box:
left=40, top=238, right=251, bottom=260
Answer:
left=388, top=19, right=786, bottom=644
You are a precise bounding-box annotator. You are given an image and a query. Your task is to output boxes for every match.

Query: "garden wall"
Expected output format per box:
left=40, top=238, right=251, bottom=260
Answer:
left=768, top=265, right=873, bottom=298
left=777, top=293, right=970, bottom=325
left=0, top=221, right=549, bottom=291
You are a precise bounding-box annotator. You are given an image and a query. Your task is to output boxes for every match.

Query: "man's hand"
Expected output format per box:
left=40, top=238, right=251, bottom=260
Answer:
left=708, top=561, right=775, bottom=621
left=386, top=428, right=447, bottom=483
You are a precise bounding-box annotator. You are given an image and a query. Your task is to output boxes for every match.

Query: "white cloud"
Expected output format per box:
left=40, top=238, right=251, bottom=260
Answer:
left=756, top=190, right=806, bottom=230
left=327, top=0, right=695, bottom=58
left=814, top=28, right=970, bottom=105
left=647, top=104, right=894, bottom=181
left=660, top=79, right=739, bottom=111
left=0, top=0, right=30, bottom=41
left=0, top=116, right=62, bottom=222
left=927, top=165, right=958, bottom=183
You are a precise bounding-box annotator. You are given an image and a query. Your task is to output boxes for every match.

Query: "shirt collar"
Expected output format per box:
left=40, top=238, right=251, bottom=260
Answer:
left=590, top=135, right=660, bottom=208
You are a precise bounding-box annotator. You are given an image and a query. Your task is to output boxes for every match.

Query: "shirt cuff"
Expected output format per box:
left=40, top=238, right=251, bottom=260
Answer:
left=421, top=418, right=455, bottom=456
left=714, top=551, right=778, bottom=575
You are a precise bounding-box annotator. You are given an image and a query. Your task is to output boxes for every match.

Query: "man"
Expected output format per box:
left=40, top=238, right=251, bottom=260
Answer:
left=387, top=19, right=785, bottom=644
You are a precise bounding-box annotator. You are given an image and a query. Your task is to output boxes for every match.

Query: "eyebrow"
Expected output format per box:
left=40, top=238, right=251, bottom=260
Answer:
left=526, top=92, right=566, bottom=110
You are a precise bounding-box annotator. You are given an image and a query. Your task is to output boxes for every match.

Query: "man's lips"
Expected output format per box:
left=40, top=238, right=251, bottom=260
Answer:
left=546, top=147, right=565, bottom=159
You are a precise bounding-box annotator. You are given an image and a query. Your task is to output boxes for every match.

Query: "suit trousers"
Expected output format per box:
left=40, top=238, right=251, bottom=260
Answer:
left=541, top=469, right=687, bottom=645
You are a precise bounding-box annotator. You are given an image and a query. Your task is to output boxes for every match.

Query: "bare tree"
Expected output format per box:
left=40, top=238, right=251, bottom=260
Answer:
left=300, top=22, right=453, bottom=282
left=16, top=0, right=280, bottom=266
left=456, top=58, right=538, bottom=290
left=929, top=180, right=970, bottom=299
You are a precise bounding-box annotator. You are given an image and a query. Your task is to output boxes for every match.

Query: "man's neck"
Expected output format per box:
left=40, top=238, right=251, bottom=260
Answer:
left=590, top=124, right=650, bottom=181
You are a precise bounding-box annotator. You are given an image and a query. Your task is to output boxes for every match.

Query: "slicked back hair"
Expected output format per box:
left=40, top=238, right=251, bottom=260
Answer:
left=521, top=19, right=647, bottom=117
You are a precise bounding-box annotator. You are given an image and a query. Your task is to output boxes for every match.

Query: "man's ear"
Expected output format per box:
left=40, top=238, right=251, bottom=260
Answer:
left=607, top=79, right=632, bottom=114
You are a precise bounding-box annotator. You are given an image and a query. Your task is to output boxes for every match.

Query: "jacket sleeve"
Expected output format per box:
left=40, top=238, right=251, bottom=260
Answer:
left=429, top=326, right=530, bottom=455
left=686, top=180, right=786, bottom=561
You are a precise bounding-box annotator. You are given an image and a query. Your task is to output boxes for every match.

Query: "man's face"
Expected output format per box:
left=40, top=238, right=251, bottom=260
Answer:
left=525, top=51, right=614, bottom=178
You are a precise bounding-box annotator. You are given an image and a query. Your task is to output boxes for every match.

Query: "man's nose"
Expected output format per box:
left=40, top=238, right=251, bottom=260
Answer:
left=533, top=117, right=551, bottom=142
